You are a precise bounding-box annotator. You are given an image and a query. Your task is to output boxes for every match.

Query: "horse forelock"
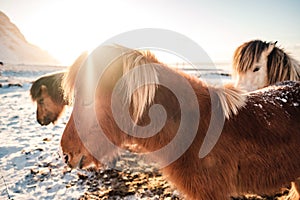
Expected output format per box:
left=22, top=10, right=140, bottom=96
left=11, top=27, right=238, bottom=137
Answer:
left=267, top=47, right=300, bottom=85
left=233, top=40, right=268, bottom=74
left=122, top=49, right=160, bottom=122
left=30, top=72, right=66, bottom=104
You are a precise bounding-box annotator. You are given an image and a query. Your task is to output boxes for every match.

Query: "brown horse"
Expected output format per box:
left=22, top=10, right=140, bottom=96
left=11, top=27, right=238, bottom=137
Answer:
left=232, top=40, right=300, bottom=91
left=60, top=45, right=300, bottom=200
left=30, top=52, right=88, bottom=125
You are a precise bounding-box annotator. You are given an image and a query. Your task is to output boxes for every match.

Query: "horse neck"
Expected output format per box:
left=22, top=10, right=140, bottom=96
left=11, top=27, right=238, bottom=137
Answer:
left=96, top=62, right=220, bottom=147
left=130, top=75, right=212, bottom=158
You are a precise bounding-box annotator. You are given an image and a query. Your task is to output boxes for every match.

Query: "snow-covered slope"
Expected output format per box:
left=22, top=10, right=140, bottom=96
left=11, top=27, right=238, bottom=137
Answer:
left=0, top=11, right=59, bottom=65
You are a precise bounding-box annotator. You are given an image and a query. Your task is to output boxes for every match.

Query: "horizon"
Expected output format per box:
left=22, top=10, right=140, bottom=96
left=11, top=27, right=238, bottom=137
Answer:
left=1, top=0, right=300, bottom=65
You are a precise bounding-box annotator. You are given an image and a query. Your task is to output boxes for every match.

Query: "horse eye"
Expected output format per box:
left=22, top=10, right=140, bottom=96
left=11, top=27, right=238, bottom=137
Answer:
left=253, top=67, right=260, bottom=72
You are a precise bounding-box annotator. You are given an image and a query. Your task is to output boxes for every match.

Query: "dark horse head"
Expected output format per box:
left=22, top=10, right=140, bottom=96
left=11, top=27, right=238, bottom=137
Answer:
left=30, top=72, right=68, bottom=125
left=30, top=51, right=88, bottom=125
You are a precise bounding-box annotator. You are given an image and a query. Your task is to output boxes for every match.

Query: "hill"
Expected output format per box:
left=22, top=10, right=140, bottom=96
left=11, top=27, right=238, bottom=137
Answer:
left=0, top=11, right=59, bottom=65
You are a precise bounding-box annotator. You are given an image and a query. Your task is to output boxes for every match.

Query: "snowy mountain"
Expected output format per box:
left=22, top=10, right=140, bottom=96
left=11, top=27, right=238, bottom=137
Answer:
left=0, top=11, right=59, bottom=65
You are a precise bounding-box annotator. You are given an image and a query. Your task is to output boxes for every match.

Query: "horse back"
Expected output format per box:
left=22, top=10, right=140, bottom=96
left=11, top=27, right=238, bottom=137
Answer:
left=220, top=81, right=300, bottom=194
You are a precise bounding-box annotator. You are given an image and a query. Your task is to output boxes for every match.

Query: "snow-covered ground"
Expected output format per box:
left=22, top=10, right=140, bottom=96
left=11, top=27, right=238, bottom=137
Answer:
left=0, top=64, right=232, bottom=200
left=0, top=64, right=88, bottom=200
left=0, top=89, right=84, bottom=199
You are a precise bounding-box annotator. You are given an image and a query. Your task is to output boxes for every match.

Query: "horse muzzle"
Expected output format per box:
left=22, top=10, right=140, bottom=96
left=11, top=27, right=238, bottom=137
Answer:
left=37, top=118, right=51, bottom=126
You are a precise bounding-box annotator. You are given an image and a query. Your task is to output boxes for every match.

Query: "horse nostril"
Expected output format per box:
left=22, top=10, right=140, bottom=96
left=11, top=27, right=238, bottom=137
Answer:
left=63, top=154, right=69, bottom=164
left=43, top=117, right=51, bottom=125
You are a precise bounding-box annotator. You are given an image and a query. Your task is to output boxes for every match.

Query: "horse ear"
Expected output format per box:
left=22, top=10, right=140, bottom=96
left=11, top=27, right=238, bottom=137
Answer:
left=265, top=41, right=277, bottom=56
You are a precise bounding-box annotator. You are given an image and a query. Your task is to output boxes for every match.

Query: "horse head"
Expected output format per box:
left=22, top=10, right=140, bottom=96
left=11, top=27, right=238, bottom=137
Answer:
left=232, top=40, right=300, bottom=91
left=30, top=51, right=88, bottom=125
left=232, top=40, right=276, bottom=91
left=30, top=72, right=67, bottom=125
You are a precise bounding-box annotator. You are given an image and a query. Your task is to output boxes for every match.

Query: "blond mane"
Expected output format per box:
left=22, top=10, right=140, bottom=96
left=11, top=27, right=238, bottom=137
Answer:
left=121, top=47, right=245, bottom=121
left=210, top=84, right=246, bottom=119
left=121, top=49, right=160, bottom=122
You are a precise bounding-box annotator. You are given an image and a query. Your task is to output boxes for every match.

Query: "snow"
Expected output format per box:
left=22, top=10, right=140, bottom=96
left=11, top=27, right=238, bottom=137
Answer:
left=253, top=103, right=263, bottom=109
left=275, top=96, right=288, bottom=103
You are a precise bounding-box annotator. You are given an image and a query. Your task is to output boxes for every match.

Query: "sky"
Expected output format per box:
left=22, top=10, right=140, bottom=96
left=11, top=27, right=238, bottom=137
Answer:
left=1, top=0, right=300, bottom=65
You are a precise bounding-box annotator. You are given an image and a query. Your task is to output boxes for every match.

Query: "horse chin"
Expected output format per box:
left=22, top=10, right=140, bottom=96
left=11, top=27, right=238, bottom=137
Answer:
left=47, top=113, right=59, bottom=125
left=38, top=117, right=52, bottom=126
left=37, top=112, right=59, bottom=126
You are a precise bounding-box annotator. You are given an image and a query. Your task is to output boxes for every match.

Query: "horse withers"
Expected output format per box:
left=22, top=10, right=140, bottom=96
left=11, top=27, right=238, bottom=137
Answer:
left=60, top=45, right=300, bottom=200
left=232, top=40, right=300, bottom=91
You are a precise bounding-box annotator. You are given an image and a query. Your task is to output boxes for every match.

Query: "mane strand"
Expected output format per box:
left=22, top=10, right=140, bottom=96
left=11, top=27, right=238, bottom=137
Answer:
left=121, top=49, right=160, bottom=122
left=267, top=47, right=300, bottom=84
left=210, top=83, right=246, bottom=119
